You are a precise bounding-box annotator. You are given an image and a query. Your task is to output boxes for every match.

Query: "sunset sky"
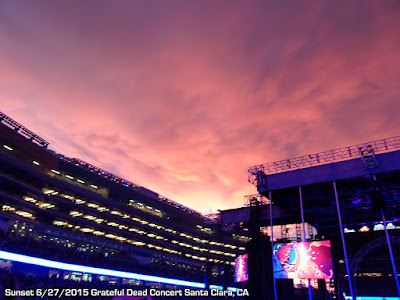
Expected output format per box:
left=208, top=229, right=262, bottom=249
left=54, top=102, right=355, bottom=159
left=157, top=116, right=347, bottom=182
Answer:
left=1, top=1, right=399, bottom=214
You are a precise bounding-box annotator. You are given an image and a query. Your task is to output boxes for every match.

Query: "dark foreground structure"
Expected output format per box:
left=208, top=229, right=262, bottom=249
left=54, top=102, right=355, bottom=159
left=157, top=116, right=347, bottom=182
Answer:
left=0, top=112, right=249, bottom=299
left=1, top=110, right=399, bottom=300
left=239, top=136, right=400, bottom=299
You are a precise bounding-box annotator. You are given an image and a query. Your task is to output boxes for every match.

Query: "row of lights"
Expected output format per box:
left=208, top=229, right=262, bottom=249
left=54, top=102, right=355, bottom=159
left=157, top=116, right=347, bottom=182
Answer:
left=23, top=196, right=55, bottom=209
left=2, top=147, right=96, bottom=194
left=128, top=200, right=163, bottom=218
left=43, top=168, right=244, bottom=251
left=43, top=187, right=243, bottom=253
left=2, top=203, right=240, bottom=266
left=232, top=234, right=251, bottom=243
left=196, top=225, right=214, bottom=234
left=2, top=205, right=35, bottom=220
left=49, top=169, right=99, bottom=190
left=44, top=170, right=164, bottom=220
left=4, top=144, right=245, bottom=256
left=14, top=160, right=243, bottom=260
left=344, top=222, right=400, bottom=233
left=42, top=191, right=239, bottom=262
left=67, top=207, right=237, bottom=260
left=53, top=219, right=182, bottom=256
left=184, top=253, right=234, bottom=266
left=19, top=194, right=169, bottom=252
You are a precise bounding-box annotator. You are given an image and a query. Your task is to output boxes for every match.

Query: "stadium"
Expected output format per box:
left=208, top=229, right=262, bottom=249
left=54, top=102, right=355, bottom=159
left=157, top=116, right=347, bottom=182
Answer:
left=1, top=110, right=400, bottom=300
left=0, top=111, right=250, bottom=299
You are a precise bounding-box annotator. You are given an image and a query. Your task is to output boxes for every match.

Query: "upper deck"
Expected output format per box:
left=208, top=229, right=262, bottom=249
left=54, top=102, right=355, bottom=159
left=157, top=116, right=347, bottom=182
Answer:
left=248, top=136, right=400, bottom=192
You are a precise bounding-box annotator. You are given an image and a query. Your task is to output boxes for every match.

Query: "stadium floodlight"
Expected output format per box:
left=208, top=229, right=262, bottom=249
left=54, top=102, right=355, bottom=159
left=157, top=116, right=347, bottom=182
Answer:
left=3, top=145, right=13, bottom=151
left=0, top=250, right=205, bottom=289
left=209, top=285, right=223, bottom=290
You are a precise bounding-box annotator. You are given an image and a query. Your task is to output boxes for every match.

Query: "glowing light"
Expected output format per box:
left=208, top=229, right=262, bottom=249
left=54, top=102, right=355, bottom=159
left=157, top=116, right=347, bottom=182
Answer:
left=3, top=145, right=13, bottom=151
left=359, top=226, right=370, bottom=232
left=16, top=211, right=34, bottom=219
left=373, top=224, right=385, bottom=231
left=0, top=250, right=205, bottom=288
left=387, top=223, right=396, bottom=230
left=210, top=285, right=223, bottom=290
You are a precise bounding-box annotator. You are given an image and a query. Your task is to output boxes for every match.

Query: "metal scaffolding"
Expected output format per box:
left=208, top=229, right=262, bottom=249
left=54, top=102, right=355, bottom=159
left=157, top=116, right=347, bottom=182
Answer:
left=248, top=136, right=400, bottom=184
left=0, top=111, right=49, bottom=148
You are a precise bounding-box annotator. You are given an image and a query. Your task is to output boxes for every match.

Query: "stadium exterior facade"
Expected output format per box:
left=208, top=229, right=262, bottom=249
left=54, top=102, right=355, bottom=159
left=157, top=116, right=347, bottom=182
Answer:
left=0, top=112, right=248, bottom=296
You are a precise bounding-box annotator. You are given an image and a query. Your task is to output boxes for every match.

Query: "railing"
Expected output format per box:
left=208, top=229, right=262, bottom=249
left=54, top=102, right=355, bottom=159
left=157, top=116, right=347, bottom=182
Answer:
left=64, top=157, right=205, bottom=218
left=0, top=112, right=49, bottom=148
left=0, top=112, right=207, bottom=219
left=70, top=157, right=141, bottom=190
left=157, top=195, right=204, bottom=218
left=249, top=136, right=400, bottom=184
left=0, top=112, right=208, bottom=219
left=244, top=194, right=270, bottom=206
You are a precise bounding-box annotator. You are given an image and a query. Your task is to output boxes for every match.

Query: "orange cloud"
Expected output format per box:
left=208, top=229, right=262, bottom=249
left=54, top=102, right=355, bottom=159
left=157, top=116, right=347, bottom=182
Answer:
left=0, top=0, right=399, bottom=213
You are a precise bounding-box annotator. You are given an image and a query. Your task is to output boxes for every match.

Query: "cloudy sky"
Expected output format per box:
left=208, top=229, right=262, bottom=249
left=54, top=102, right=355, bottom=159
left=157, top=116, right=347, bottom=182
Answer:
left=1, top=1, right=399, bottom=214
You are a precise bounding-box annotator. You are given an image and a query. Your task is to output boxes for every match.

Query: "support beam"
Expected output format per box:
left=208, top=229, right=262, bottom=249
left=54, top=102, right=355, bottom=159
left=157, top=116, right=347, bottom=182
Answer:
left=333, top=181, right=354, bottom=299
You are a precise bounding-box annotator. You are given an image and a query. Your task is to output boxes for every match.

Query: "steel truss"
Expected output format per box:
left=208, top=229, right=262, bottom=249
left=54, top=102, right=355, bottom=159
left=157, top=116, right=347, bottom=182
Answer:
left=249, top=136, right=400, bottom=184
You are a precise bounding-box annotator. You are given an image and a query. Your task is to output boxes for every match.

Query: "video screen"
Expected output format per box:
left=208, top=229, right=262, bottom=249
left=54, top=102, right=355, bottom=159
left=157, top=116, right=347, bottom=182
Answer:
left=272, top=240, right=334, bottom=279
left=234, top=253, right=249, bottom=282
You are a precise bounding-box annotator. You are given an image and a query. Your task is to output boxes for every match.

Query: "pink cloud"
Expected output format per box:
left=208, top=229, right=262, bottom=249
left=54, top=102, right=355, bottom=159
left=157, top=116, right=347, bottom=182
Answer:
left=0, top=0, right=399, bottom=213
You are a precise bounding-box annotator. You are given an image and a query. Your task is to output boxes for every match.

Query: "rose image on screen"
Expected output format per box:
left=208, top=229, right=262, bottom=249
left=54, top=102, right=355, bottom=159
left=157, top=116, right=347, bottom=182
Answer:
left=273, top=240, right=334, bottom=279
